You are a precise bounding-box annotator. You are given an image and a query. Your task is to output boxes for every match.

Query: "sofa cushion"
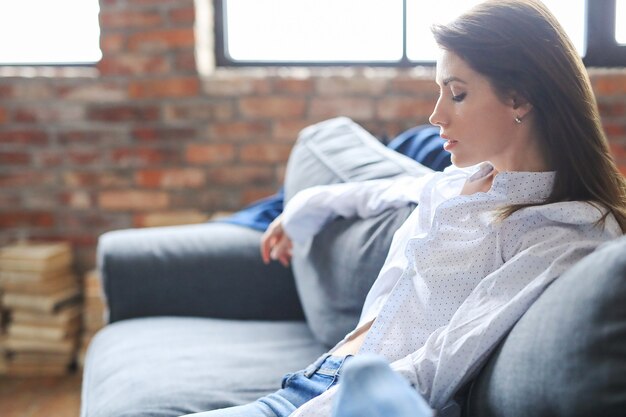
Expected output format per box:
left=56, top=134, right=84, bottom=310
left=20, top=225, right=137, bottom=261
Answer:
left=81, top=317, right=326, bottom=417
left=284, top=117, right=432, bottom=347
left=468, top=235, right=626, bottom=417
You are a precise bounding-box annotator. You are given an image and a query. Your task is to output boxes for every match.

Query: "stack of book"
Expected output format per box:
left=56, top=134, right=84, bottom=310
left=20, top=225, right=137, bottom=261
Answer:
left=0, top=242, right=81, bottom=376
left=0, top=291, right=6, bottom=374
left=79, top=269, right=106, bottom=367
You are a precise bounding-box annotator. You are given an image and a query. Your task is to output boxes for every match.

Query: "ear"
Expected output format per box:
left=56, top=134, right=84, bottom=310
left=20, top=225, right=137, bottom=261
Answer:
left=510, top=93, right=533, bottom=119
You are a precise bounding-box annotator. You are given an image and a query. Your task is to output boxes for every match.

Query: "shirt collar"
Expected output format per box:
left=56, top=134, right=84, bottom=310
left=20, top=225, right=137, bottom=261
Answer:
left=470, top=162, right=556, bottom=202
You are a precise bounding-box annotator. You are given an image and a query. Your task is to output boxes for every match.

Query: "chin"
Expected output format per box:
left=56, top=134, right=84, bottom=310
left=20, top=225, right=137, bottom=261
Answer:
left=450, top=154, right=478, bottom=168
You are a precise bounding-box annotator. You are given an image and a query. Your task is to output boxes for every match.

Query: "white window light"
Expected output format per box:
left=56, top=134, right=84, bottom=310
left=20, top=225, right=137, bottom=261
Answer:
left=617, top=0, right=626, bottom=45
left=0, top=0, right=101, bottom=65
left=223, top=0, right=586, bottom=63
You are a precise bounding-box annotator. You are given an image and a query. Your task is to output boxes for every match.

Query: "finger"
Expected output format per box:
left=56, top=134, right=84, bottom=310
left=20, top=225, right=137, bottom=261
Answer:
left=260, top=233, right=275, bottom=264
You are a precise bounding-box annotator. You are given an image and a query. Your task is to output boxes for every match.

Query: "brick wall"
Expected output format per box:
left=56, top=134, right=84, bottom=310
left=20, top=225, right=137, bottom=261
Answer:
left=0, top=0, right=625, bottom=273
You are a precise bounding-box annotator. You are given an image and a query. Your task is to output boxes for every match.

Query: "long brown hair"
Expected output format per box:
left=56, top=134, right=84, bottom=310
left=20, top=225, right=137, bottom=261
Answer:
left=432, top=0, right=626, bottom=232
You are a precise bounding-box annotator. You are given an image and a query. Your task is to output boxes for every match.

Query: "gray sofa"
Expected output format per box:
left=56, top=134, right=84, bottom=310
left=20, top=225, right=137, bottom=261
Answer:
left=81, top=118, right=626, bottom=417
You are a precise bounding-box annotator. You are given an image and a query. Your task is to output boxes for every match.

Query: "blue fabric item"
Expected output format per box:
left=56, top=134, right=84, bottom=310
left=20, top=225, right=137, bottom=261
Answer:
left=218, top=125, right=449, bottom=232
left=386, top=125, right=451, bottom=172
left=219, top=188, right=285, bottom=232
left=332, top=355, right=435, bottom=417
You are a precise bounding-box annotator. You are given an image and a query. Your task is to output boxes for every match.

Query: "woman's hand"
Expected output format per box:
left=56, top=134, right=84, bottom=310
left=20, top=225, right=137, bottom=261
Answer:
left=261, top=216, right=293, bottom=267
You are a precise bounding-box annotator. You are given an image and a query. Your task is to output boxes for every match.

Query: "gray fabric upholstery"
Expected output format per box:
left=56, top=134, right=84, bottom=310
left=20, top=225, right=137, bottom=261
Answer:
left=291, top=206, right=416, bottom=347
left=468, top=235, right=626, bottom=417
left=81, top=317, right=326, bottom=417
left=284, top=117, right=431, bottom=346
left=284, top=117, right=431, bottom=202
left=98, top=222, right=303, bottom=323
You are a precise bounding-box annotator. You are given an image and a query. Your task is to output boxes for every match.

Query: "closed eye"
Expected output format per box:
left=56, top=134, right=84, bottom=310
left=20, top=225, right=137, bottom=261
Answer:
left=452, top=92, right=467, bottom=102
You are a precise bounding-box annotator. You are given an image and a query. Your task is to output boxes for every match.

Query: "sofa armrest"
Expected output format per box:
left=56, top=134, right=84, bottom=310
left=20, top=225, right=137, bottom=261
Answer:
left=97, top=222, right=304, bottom=323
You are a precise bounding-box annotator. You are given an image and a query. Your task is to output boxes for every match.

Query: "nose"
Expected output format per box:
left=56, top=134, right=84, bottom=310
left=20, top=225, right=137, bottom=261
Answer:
left=429, top=96, right=446, bottom=127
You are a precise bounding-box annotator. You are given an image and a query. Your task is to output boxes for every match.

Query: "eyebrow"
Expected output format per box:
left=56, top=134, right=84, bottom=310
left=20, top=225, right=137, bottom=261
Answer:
left=442, top=76, right=467, bottom=86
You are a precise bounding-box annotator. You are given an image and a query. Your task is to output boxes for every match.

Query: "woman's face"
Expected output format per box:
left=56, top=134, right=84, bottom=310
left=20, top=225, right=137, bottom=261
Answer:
left=429, top=50, right=532, bottom=170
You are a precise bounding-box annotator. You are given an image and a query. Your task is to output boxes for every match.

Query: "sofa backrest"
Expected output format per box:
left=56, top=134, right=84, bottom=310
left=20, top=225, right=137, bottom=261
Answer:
left=468, top=235, right=626, bottom=417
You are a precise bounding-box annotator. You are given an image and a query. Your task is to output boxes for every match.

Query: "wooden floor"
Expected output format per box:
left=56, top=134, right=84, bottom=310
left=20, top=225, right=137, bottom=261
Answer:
left=0, top=372, right=81, bottom=417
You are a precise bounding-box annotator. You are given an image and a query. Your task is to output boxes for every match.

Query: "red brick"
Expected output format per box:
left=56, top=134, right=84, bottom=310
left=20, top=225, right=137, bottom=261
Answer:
left=203, top=78, right=272, bottom=96
left=174, top=50, right=196, bottom=72
left=98, top=190, right=170, bottom=211
left=100, top=10, right=164, bottom=29
left=98, top=54, right=170, bottom=75
left=67, top=149, right=103, bottom=166
left=0, top=151, right=31, bottom=165
left=241, top=188, right=278, bottom=206
left=185, top=143, right=236, bottom=164
left=208, top=121, right=271, bottom=142
left=58, top=130, right=128, bottom=145
left=0, top=107, right=7, bottom=124
left=64, top=190, right=95, bottom=210
left=273, top=78, right=314, bottom=94
left=132, top=127, right=196, bottom=142
left=272, top=120, right=321, bottom=142
left=0, top=84, right=13, bottom=99
left=609, top=142, right=626, bottom=159
left=239, top=143, right=292, bottom=163
left=0, top=130, right=48, bottom=145
left=239, top=97, right=307, bottom=119
left=0, top=212, right=54, bottom=228
left=598, top=101, right=626, bottom=118
left=169, top=6, right=195, bottom=24
left=0, top=172, right=54, bottom=187
left=13, top=105, right=84, bottom=123
left=100, top=33, right=126, bottom=53
left=603, top=122, right=626, bottom=137
left=592, top=74, right=626, bottom=96
left=87, top=105, right=160, bottom=122
left=316, top=76, right=388, bottom=96
left=136, top=168, right=205, bottom=188
left=36, top=151, right=64, bottom=168
left=163, top=101, right=234, bottom=122
left=110, top=147, right=178, bottom=166
left=56, top=83, right=128, bottom=102
left=133, top=210, right=208, bottom=228
left=377, top=97, right=436, bottom=120
left=23, top=192, right=63, bottom=210
left=129, top=77, right=199, bottom=98
left=0, top=193, right=20, bottom=207
left=64, top=171, right=131, bottom=187
left=208, top=166, right=275, bottom=186
left=310, top=97, right=375, bottom=119
left=390, top=77, right=439, bottom=96
left=12, top=82, right=55, bottom=100
left=57, top=211, right=126, bottom=231
left=128, top=28, right=195, bottom=52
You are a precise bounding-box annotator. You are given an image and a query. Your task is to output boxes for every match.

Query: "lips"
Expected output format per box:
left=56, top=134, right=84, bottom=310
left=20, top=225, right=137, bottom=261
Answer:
left=443, top=139, right=458, bottom=151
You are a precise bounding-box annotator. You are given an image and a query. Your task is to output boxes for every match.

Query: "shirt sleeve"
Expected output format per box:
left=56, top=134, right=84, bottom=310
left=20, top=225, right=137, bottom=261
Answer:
left=282, top=174, right=434, bottom=243
left=389, top=220, right=614, bottom=411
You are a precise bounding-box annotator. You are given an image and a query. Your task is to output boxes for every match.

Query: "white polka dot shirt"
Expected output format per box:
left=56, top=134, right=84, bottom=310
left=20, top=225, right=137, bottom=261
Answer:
left=282, top=162, right=622, bottom=417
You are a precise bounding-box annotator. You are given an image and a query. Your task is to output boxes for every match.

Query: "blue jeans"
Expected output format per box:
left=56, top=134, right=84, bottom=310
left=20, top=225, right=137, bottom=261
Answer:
left=181, top=354, right=352, bottom=417
left=332, top=354, right=436, bottom=417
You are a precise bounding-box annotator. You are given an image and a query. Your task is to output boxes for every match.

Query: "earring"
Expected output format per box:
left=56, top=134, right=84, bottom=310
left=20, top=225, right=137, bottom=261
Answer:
left=514, top=116, right=522, bottom=124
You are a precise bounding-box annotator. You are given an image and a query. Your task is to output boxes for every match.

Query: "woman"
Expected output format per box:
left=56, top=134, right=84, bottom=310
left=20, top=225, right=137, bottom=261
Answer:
left=184, top=1, right=626, bottom=416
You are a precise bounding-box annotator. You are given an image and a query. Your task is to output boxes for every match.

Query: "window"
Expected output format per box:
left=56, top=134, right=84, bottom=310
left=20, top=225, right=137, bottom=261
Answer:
left=0, top=0, right=101, bottom=65
left=618, top=0, right=626, bottom=44
left=215, top=0, right=625, bottom=67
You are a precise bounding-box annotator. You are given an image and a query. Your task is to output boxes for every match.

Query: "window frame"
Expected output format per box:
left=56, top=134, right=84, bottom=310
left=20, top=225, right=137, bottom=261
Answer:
left=214, top=0, right=626, bottom=68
